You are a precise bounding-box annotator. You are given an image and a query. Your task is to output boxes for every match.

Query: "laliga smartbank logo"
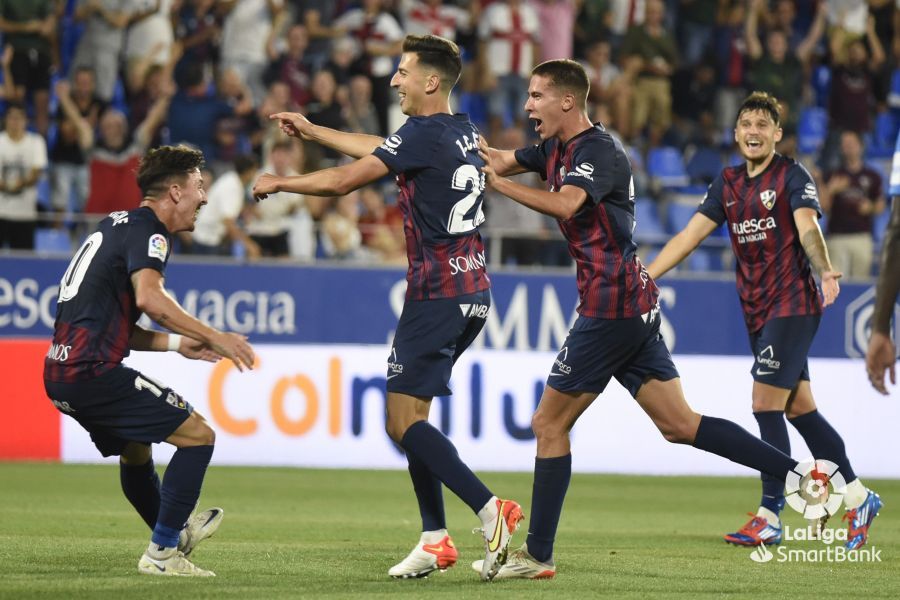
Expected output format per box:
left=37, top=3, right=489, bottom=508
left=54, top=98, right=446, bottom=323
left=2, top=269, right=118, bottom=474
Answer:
left=749, top=459, right=882, bottom=564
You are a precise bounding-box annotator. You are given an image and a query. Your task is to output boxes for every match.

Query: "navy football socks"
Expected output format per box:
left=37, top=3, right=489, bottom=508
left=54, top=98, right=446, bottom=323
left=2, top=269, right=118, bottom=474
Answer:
left=152, top=445, right=214, bottom=549
left=754, top=411, right=789, bottom=515
left=120, top=458, right=161, bottom=529
left=400, top=421, right=492, bottom=514
left=788, top=409, right=857, bottom=482
left=406, top=452, right=447, bottom=531
left=692, top=415, right=797, bottom=480
left=525, top=454, right=571, bottom=564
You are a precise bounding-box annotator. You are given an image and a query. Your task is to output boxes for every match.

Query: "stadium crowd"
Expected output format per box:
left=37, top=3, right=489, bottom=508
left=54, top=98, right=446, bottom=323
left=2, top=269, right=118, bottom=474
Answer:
left=0, top=0, right=897, bottom=276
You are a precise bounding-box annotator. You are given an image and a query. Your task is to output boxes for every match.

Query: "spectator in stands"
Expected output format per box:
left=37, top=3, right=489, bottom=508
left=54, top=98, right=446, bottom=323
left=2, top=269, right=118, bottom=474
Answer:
left=244, top=139, right=301, bottom=257
left=819, top=131, right=886, bottom=279
left=174, top=0, right=221, bottom=74
left=358, top=184, right=404, bottom=263
left=825, top=15, right=886, bottom=162
left=305, top=70, right=348, bottom=167
left=532, top=0, right=576, bottom=63
left=345, top=75, right=380, bottom=136
left=220, top=0, right=286, bottom=105
left=712, top=0, right=748, bottom=133
left=213, top=67, right=260, bottom=165
left=678, top=0, right=718, bottom=67
left=572, top=0, right=610, bottom=59
left=297, top=0, right=345, bottom=71
left=126, top=41, right=181, bottom=149
left=478, top=0, right=540, bottom=138
left=0, top=0, right=56, bottom=135
left=168, top=61, right=252, bottom=167
left=189, top=154, right=261, bottom=258
left=334, top=0, right=404, bottom=136
left=57, top=79, right=172, bottom=214
left=321, top=190, right=363, bottom=260
left=0, top=104, right=48, bottom=250
left=264, top=23, right=313, bottom=109
left=745, top=0, right=825, bottom=151
left=403, top=0, right=473, bottom=43
left=582, top=39, right=632, bottom=140
left=71, top=0, right=143, bottom=103
left=322, top=35, right=357, bottom=93
left=671, top=57, right=718, bottom=148
left=50, top=66, right=106, bottom=218
left=620, top=0, right=678, bottom=145
left=125, top=0, right=175, bottom=72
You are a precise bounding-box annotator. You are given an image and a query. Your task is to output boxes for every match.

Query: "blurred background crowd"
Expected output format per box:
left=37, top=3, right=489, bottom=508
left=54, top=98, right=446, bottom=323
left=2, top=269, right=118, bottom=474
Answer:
left=0, top=0, right=897, bottom=278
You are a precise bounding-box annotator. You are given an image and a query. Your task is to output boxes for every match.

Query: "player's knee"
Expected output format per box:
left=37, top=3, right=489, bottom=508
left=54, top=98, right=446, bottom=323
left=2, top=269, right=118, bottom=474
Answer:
left=120, top=443, right=151, bottom=465
left=531, top=410, right=564, bottom=442
left=659, top=420, right=695, bottom=445
left=385, top=418, right=407, bottom=444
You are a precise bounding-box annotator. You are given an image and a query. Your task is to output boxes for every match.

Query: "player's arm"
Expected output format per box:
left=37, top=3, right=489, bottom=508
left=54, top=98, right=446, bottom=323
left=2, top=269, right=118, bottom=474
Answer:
left=131, top=268, right=255, bottom=371
left=129, top=325, right=223, bottom=362
left=866, top=197, right=900, bottom=394
left=646, top=213, right=718, bottom=280
left=484, top=146, right=528, bottom=177
left=252, top=154, right=389, bottom=199
left=487, top=170, right=588, bottom=220
left=794, top=207, right=841, bottom=306
left=270, top=112, right=384, bottom=159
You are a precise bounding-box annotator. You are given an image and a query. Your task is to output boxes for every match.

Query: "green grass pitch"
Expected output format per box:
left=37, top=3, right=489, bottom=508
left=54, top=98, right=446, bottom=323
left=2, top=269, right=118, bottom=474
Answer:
left=1, top=463, right=898, bottom=599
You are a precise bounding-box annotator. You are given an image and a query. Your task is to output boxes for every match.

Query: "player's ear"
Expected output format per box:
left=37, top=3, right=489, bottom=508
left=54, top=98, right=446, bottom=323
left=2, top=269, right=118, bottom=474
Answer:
left=562, top=93, right=575, bottom=112
left=774, top=126, right=783, bottom=143
left=425, top=73, right=440, bottom=94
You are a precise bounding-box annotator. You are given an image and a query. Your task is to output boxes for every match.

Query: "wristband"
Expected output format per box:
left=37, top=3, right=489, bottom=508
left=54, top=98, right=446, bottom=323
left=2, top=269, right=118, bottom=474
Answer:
left=167, top=334, right=182, bottom=352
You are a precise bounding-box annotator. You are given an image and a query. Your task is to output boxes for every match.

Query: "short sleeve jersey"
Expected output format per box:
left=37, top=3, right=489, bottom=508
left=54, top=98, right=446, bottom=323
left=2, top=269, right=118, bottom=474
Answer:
left=514, top=124, right=659, bottom=319
left=372, top=113, right=490, bottom=301
left=698, top=154, right=823, bottom=333
left=44, top=207, right=171, bottom=382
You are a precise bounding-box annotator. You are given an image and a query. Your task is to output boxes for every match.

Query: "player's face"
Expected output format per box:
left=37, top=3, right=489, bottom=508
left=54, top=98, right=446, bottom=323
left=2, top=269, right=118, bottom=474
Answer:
left=734, top=109, right=782, bottom=162
left=390, top=53, right=428, bottom=116
left=175, top=168, right=207, bottom=232
left=524, top=75, right=565, bottom=141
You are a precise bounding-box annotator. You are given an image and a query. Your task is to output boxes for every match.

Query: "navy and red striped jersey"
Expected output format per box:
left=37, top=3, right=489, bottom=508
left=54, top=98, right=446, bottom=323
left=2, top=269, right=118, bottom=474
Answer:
left=372, top=113, right=490, bottom=300
left=514, top=124, right=659, bottom=319
left=698, top=154, right=823, bottom=333
left=44, top=207, right=171, bottom=382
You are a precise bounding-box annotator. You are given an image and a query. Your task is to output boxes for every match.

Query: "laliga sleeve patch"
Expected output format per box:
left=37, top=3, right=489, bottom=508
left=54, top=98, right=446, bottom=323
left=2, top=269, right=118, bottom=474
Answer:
left=148, top=233, right=169, bottom=261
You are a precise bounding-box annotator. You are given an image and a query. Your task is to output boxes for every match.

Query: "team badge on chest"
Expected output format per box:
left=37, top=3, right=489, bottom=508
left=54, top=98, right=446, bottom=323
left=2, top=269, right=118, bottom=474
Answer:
left=759, top=189, right=777, bottom=210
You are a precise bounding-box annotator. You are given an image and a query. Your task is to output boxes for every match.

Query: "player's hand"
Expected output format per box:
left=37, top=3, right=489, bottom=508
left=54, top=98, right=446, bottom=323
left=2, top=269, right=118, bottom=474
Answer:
left=820, top=270, right=841, bottom=306
left=270, top=111, right=314, bottom=140
left=177, top=337, right=223, bottom=363
left=477, top=136, right=498, bottom=187
left=866, top=331, right=896, bottom=395
left=252, top=173, right=280, bottom=201
left=209, top=331, right=255, bottom=372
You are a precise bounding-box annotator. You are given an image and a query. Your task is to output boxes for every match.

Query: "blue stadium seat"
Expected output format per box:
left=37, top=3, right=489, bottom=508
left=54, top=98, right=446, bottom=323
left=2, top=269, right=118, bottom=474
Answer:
left=666, top=200, right=697, bottom=233
left=647, top=146, right=690, bottom=188
left=866, top=112, right=898, bottom=160
left=634, top=197, right=664, bottom=236
left=797, top=107, right=827, bottom=155
left=34, top=228, right=72, bottom=254
left=812, top=64, right=831, bottom=108
left=688, top=249, right=713, bottom=272
left=685, top=146, right=723, bottom=184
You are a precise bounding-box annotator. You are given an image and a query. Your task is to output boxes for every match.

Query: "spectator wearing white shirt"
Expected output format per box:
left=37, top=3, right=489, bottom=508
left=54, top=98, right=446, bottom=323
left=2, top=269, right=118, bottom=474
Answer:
left=220, top=0, right=286, bottom=105
left=245, top=140, right=303, bottom=257
left=478, top=0, right=540, bottom=138
left=190, top=155, right=261, bottom=258
left=0, top=104, right=48, bottom=249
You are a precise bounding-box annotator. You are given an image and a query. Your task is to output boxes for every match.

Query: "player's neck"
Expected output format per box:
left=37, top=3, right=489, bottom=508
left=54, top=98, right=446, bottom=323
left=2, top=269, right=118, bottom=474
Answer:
left=744, top=152, right=776, bottom=178
left=557, top=114, right=594, bottom=145
left=415, top=97, right=452, bottom=118
left=140, top=200, right=175, bottom=233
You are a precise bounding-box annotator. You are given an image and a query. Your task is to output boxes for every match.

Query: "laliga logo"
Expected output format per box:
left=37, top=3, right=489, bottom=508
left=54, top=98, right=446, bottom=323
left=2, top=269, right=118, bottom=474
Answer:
left=785, top=459, right=846, bottom=519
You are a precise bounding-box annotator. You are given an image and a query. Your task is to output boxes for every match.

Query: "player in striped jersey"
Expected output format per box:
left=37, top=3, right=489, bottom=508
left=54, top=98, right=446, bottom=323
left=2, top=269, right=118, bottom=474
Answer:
left=253, top=34, right=521, bottom=581
left=475, top=61, right=808, bottom=579
left=650, top=92, right=881, bottom=549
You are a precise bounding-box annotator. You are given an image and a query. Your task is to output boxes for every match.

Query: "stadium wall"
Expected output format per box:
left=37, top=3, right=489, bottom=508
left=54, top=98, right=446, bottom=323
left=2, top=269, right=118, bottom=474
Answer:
left=2, top=257, right=898, bottom=476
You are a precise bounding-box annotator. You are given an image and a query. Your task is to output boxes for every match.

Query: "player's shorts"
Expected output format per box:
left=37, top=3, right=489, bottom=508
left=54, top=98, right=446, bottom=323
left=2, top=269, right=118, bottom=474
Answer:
left=748, top=315, right=820, bottom=389
left=43, top=364, right=193, bottom=457
left=547, top=306, right=679, bottom=397
left=387, top=289, right=490, bottom=397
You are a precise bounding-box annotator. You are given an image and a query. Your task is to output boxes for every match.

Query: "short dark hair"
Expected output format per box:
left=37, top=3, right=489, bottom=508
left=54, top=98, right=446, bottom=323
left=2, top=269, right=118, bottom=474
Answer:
left=137, top=145, right=205, bottom=197
left=233, top=153, right=258, bottom=175
left=402, top=34, right=462, bottom=90
left=737, top=91, right=781, bottom=127
left=531, top=59, right=590, bottom=108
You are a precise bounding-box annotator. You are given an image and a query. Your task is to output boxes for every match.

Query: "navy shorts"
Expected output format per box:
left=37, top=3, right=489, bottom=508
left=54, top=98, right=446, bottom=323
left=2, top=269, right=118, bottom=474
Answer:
left=44, top=364, right=193, bottom=457
left=547, top=307, right=680, bottom=397
left=748, top=315, right=819, bottom=389
left=387, top=289, right=490, bottom=397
